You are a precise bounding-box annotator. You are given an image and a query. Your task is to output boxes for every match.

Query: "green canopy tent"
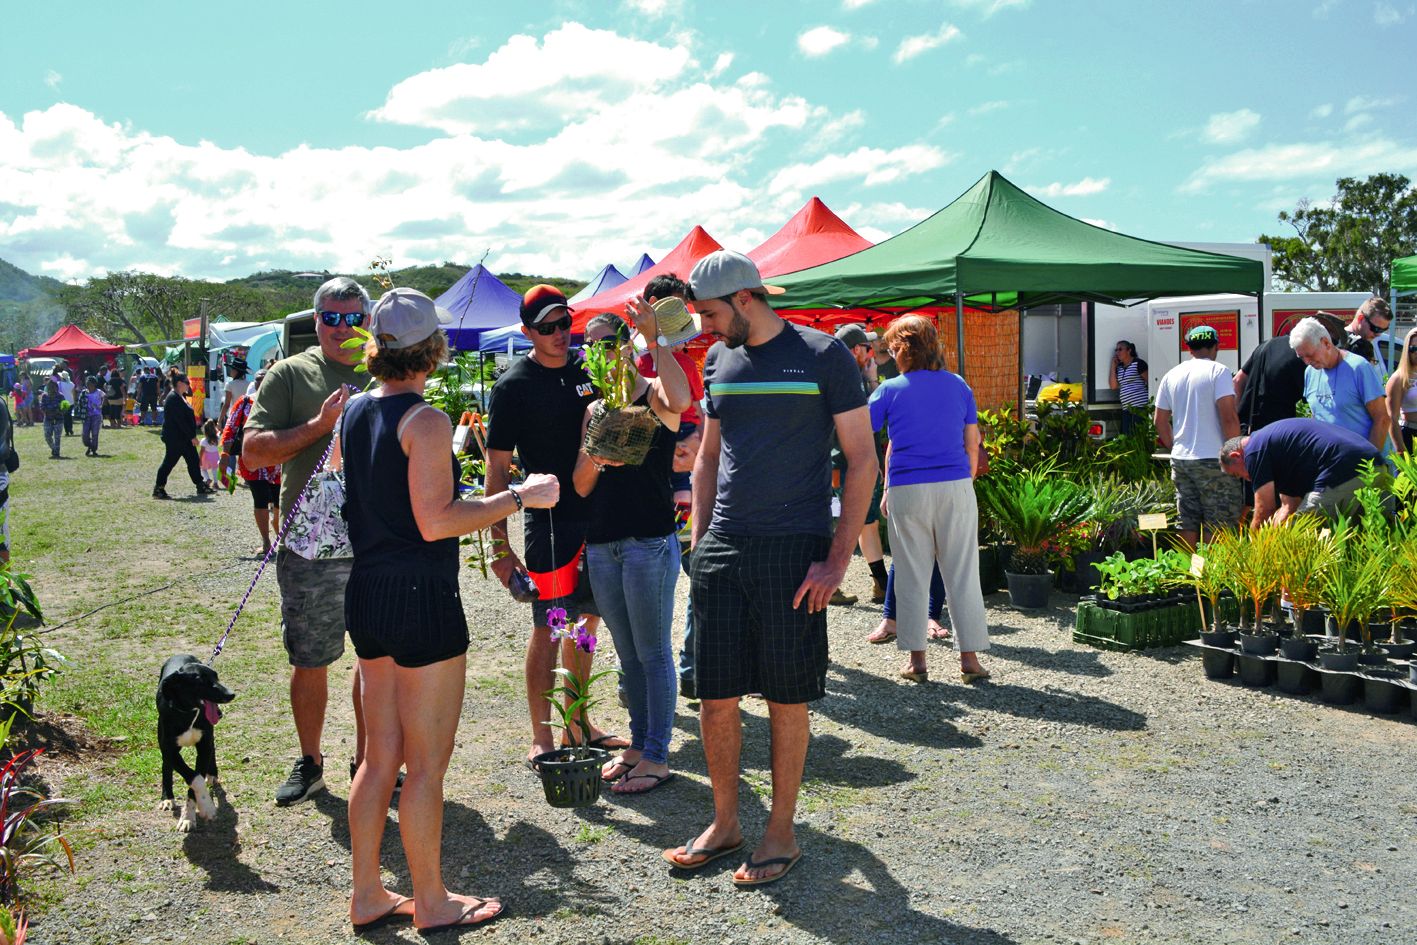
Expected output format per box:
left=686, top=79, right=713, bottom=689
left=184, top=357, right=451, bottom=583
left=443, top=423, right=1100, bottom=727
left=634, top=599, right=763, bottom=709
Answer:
left=771, top=170, right=1265, bottom=388
left=1394, top=254, right=1417, bottom=297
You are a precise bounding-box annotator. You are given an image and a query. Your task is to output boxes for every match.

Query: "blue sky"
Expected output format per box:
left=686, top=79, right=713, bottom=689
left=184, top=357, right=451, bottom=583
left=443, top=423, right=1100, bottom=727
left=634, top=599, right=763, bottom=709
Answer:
left=1, top=0, right=1413, bottom=283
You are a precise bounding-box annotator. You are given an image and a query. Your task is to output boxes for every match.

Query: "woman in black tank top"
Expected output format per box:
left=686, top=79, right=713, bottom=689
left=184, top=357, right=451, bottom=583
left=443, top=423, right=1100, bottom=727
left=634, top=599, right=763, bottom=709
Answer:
left=343, top=289, right=559, bottom=933
left=572, top=307, right=693, bottom=795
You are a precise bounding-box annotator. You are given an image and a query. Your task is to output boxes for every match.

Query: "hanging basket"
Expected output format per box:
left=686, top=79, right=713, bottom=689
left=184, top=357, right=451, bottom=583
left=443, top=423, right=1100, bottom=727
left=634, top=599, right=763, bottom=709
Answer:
left=584, top=401, right=660, bottom=466
left=531, top=747, right=609, bottom=808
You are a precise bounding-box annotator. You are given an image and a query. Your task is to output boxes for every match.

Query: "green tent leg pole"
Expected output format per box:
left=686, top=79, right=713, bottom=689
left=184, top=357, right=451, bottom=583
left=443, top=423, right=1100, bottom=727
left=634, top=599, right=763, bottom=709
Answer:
left=955, top=290, right=965, bottom=374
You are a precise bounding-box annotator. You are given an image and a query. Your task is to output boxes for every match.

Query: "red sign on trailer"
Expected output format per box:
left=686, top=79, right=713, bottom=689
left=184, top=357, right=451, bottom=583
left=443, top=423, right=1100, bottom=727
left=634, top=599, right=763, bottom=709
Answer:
left=1179, top=310, right=1239, bottom=351
left=1272, top=308, right=1357, bottom=337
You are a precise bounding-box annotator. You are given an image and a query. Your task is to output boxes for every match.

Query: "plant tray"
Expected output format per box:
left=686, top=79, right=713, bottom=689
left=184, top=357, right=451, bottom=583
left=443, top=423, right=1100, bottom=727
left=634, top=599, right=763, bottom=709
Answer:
left=1073, top=600, right=1202, bottom=651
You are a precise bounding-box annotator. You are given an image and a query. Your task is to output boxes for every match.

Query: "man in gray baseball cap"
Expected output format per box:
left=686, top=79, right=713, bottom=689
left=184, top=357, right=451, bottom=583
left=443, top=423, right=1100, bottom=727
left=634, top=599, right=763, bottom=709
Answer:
left=666, top=250, right=878, bottom=886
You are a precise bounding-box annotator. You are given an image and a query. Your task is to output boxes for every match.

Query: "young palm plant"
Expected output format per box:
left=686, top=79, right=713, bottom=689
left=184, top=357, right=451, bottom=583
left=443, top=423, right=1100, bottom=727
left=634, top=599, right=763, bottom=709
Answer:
left=1270, top=516, right=1335, bottom=636
left=1317, top=515, right=1389, bottom=654
left=1229, top=525, right=1287, bottom=635
left=977, top=462, right=1095, bottom=575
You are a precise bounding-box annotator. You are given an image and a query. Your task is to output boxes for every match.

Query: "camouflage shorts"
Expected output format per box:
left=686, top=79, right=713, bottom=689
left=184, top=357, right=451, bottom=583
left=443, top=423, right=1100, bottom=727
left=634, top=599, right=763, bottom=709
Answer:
left=1171, top=458, right=1242, bottom=533
left=276, top=550, right=352, bottom=668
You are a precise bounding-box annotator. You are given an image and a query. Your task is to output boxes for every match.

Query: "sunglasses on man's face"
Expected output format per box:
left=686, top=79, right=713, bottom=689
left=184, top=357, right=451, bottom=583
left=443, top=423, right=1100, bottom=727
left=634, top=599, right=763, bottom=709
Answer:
left=1365, top=315, right=1391, bottom=334
left=533, top=315, right=573, bottom=336
left=318, top=310, right=365, bottom=328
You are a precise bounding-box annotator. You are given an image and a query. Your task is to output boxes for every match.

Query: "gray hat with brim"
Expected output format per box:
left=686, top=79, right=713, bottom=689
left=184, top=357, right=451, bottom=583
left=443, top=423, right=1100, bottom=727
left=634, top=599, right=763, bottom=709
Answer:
left=370, top=287, right=453, bottom=349
left=688, top=250, right=785, bottom=301
left=834, top=324, right=877, bottom=348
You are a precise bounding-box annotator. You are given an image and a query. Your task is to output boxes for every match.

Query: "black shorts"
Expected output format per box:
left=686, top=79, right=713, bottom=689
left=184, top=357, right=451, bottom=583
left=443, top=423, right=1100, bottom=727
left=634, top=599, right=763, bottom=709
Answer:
left=689, top=531, right=831, bottom=704
left=345, top=569, right=469, bottom=668
left=250, top=479, right=278, bottom=510
left=523, top=514, right=599, bottom=626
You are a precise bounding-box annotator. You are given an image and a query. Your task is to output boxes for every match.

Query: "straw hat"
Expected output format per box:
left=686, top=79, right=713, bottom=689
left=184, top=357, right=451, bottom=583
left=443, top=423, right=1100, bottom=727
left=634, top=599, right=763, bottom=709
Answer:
left=636, top=296, right=701, bottom=349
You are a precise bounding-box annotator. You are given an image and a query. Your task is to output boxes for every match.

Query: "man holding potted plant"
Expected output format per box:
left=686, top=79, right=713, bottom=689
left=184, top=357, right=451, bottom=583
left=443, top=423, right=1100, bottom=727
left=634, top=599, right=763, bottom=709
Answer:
left=1153, top=325, right=1241, bottom=549
left=664, top=251, right=876, bottom=887
left=484, top=285, right=627, bottom=768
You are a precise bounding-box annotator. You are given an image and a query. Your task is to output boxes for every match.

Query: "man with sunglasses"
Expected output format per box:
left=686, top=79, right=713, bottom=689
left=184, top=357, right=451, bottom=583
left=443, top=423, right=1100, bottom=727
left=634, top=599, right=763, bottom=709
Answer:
left=245, top=276, right=370, bottom=806
left=1343, top=297, right=1393, bottom=368
left=485, top=284, right=626, bottom=767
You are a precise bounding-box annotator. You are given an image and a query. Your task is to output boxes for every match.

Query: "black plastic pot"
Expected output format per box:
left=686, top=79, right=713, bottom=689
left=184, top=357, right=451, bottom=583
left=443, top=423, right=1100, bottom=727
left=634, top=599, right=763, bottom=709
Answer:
left=1238, top=632, right=1280, bottom=656
left=1318, top=649, right=1359, bottom=672
left=1410, top=662, right=1417, bottom=686
left=1319, top=671, right=1360, bottom=705
left=1200, top=629, right=1236, bottom=648
left=1275, top=659, right=1315, bottom=695
left=1200, top=648, right=1235, bottom=679
left=531, top=747, right=609, bottom=808
left=1361, top=671, right=1406, bottom=714
left=1296, top=609, right=1326, bottom=636
left=1065, top=550, right=1106, bottom=594
left=1279, top=636, right=1319, bottom=662
left=1236, top=654, right=1276, bottom=688
left=1005, top=570, right=1053, bottom=609
left=1357, top=648, right=1388, bottom=667
left=1380, top=639, right=1416, bottom=660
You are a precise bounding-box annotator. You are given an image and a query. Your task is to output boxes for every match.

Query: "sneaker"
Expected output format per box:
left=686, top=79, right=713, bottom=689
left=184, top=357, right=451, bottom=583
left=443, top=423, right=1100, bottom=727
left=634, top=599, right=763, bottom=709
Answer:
left=829, top=588, right=858, bottom=606
left=871, top=579, right=887, bottom=604
left=349, top=760, right=404, bottom=799
left=274, top=755, right=325, bottom=806
left=152, top=488, right=170, bottom=500
left=679, top=675, right=697, bottom=701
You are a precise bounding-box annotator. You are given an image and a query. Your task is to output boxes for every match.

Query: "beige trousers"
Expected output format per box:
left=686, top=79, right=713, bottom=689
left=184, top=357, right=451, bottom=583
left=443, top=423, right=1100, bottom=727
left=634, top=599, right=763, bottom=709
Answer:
left=885, top=478, right=991, bottom=654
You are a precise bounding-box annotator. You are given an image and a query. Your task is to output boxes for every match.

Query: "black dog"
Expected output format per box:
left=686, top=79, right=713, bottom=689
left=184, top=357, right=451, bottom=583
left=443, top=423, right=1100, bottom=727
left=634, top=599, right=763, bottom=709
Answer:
left=157, top=655, right=235, bottom=831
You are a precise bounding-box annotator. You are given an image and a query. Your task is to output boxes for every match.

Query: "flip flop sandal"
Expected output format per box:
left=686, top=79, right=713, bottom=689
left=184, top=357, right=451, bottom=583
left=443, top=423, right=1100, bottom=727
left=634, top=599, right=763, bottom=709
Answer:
left=867, top=630, right=896, bottom=644
left=352, top=896, right=413, bottom=933
left=732, top=851, right=803, bottom=887
left=898, top=668, right=929, bottom=683
left=662, top=837, right=744, bottom=871
left=601, top=757, right=636, bottom=782
left=416, top=897, right=504, bottom=935
left=961, top=670, right=992, bottom=684
left=586, top=733, right=631, bottom=750
left=612, top=772, right=675, bottom=795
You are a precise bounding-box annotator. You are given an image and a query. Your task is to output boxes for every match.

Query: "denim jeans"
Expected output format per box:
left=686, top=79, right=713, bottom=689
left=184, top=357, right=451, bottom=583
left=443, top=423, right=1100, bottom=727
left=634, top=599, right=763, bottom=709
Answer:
left=43, top=418, right=62, bottom=457
left=82, top=414, right=101, bottom=453
left=678, top=545, right=694, bottom=685
left=587, top=535, right=680, bottom=765
left=882, top=561, right=944, bottom=622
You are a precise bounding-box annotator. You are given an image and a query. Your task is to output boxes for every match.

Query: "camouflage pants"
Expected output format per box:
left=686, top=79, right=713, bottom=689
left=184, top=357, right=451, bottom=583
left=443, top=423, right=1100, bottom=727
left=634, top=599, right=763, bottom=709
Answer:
left=1171, top=458, right=1241, bottom=534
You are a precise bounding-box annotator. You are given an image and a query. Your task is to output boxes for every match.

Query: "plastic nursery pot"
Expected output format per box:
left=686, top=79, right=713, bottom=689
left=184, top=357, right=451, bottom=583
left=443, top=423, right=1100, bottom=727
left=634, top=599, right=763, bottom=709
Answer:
left=1296, top=609, right=1326, bottom=637
left=1238, top=632, right=1280, bottom=656
left=1236, top=654, right=1276, bottom=688
left=1318, top=649, right=1359, bottom=672
left=1275, top=659, right=1315, bottom=695
left=1005, top=571, right=1053, bottom=609
left=1279, top=636, right=1319, bottom=662
left=1410, top=662, right=1417, bottom=687
left=1198, top=646, right=1235, bottom=679
left=1318, top=670, right=1361, bottom=706
left=1360, top=670, right=1407, bottom=714
left=1200, top=628, right=1237, bottom=648
left=1380, top=639, right=1416, bottom=660
left=531, top=747, right=610, bottom=809
left=1356, top=648, right=1388, bottom=667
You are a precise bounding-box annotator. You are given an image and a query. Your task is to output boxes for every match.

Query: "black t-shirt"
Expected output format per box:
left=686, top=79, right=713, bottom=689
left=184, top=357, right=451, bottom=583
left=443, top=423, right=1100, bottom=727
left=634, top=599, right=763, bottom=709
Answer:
left=139, top=375, right=160, bottom=401
left=585, top=393, right=676, bottom=543
left=485, top=354, right=598, bottom=521
left=1344, top=331, right=1375, bottom=364
left=1244, top=417, right=1381, bottom=497
left=1238, top=336, right=1306, bottom=432
left=161, top=391, right=196, bottom=444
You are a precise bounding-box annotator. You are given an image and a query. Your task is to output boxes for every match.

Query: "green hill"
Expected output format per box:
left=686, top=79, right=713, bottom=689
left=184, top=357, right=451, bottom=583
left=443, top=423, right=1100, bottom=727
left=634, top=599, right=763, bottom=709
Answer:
left=0, top=258, right=64, bottom=303
left=228, top=264, right=585, bottom=310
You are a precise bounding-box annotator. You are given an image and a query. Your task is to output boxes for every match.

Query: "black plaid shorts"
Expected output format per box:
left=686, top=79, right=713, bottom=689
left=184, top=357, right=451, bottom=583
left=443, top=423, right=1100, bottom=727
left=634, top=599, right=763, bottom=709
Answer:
left=689, top=530, right=831, bottom=704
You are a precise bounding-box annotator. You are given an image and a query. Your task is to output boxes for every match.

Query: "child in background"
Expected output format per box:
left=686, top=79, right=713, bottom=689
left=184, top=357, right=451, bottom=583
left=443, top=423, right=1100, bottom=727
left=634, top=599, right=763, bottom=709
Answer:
left=81, top=377, right=105, bottom=456
left=199, top=419, right=222, bottom=489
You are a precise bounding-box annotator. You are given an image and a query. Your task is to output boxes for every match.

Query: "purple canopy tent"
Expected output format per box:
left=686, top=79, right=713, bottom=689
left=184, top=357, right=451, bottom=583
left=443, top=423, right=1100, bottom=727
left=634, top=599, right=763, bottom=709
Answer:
left=434, top=264, right=524, bottom=351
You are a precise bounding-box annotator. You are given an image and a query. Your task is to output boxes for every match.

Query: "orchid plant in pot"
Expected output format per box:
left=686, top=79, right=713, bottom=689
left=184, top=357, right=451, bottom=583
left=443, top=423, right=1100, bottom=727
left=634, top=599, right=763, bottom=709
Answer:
left=531, top=608, right=621, bottom=809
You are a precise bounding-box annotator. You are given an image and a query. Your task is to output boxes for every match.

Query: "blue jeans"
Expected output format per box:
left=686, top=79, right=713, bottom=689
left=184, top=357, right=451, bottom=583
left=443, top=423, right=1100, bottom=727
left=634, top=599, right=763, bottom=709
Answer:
left=43, top=418, right=62, bottom=457
left=678, top=545, right=694, bottom=685
left=588, top=535, right=680, bottom=765
left=882, top=561, right=944, bottom=621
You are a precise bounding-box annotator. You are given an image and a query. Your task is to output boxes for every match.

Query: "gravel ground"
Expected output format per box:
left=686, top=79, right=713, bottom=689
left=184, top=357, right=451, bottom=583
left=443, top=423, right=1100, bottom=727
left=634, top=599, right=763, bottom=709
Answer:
left=21, top=443, right=1417, bottom=945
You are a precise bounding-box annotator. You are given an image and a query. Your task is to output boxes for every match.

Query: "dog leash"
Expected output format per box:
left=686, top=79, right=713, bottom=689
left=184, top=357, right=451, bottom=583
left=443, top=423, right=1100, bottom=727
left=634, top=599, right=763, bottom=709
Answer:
left=206, top=433, right=340, bottom=666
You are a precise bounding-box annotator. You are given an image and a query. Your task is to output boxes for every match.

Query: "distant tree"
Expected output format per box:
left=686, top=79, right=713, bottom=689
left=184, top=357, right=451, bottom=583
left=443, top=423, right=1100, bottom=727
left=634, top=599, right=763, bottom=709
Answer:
left=59, top=272, right=272, bottom=347
left=1259, top=173, right=1417, bottom=294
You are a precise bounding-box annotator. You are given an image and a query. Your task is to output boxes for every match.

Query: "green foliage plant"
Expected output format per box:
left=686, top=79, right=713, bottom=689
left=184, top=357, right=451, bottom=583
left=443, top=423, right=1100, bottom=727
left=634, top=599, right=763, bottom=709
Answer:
left=976, top=460, right=1095, bottom=575
left=1316, top=514, right=1389, bottom=653
left=0, top=566, right=62, bottom=718
left=1270, top=516, right=1336, bottom=637
left=1228, top=525, right=1287, bottom=634
left=581, top=341, right=636, bottom=410
left=1178, top=529, right=1241, bottom=634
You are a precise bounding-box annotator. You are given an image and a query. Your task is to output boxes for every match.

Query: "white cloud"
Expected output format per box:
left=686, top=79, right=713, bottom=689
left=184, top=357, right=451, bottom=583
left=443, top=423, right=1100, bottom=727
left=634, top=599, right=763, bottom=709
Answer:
left=1310, top=103, right=1334, bottom=119
left=768, top=145, right=953, bottom=196
left=43, top=70, right=61, bottom=90
left=893, top=24, right=963, bottom=63
left=798, top=26, right=852, bottom=57
left=1374, top=2, right=1406, bottom=24
left=0, top=26, right=943, bottom=282
left=1344, top=113, right=1375, bottom=132
left=967, top=100, right=1009, bottom=116
left=953, top=0, right=1031, bottom=14
left=1026, top=177, right=1111, bottom=198
left=842, top=0, right=877, bottom=8
left=1313, top=0, right=1339, bottom=17
left=622, top=0, right=681, bottom=16
left=1202, top=108, right=1261, bottom=144
left=1345, top=94, right=1401, bottom=113
left=1003, top=147, right=1041, bottom=172
left=1181, top=138, right=1417, bottom=193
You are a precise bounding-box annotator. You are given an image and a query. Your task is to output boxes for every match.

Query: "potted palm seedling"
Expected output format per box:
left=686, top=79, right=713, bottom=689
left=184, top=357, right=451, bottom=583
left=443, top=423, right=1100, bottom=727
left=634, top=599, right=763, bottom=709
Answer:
left=1271, top=516, right=1333, bottom=663
left=977, top=461, right=1094, bottom=609
left=1314, top=516, right=1388, bottom=705
left=1231, top=526, right=1285, bottom=657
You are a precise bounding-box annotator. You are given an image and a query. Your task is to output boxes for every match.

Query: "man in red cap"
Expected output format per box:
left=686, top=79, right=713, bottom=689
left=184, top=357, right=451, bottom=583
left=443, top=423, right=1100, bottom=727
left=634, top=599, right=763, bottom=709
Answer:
left=485, top=284, right=629, bottom=765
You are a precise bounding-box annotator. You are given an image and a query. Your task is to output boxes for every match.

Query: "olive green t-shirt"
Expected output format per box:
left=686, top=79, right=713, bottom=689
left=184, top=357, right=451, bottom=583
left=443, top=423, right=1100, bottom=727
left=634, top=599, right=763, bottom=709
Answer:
left=245, top=347, right=363, bottom=515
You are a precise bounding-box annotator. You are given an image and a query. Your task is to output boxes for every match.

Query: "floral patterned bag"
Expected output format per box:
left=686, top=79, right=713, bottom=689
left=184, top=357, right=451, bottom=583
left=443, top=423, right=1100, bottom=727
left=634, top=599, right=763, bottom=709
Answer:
left=283, top=410, right=352, bottom=560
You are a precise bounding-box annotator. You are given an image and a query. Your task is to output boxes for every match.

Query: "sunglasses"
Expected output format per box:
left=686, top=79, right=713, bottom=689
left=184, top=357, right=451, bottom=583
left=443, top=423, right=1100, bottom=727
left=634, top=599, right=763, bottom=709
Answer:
left=318, top=309, right=365, bottom=328
left=533, top=315, right=573, bottom=336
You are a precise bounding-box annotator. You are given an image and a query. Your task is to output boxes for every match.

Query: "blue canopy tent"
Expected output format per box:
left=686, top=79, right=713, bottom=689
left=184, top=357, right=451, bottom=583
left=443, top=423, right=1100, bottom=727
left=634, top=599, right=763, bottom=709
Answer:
left=567, top=264, right=628, bottom=304
left=434, top=265, right=524, bottom=351
left=476, top=322, right=533, bottom=354
left=630, top=253, right=655, bottom=275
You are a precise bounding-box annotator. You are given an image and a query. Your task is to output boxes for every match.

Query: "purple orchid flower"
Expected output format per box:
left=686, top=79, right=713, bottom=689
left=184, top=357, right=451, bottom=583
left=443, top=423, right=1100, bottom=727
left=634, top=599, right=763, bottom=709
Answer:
left=546, top=606, right=568, bottom=633
left=572, top=618, right=597, bottom=654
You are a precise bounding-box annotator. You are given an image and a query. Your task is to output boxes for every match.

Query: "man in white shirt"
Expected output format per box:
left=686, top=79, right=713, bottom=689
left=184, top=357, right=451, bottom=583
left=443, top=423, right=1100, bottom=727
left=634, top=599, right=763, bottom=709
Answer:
left=1154, top=325, right=1241, bottom=548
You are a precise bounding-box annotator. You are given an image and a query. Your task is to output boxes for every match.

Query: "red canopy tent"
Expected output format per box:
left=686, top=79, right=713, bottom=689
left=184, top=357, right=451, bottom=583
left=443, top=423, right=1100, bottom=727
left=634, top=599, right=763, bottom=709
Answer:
left=571, top=226, right=723, bottom=330
left=19, top=325, right=124, bottom=362
left=750, top=197, right=872, bottom=279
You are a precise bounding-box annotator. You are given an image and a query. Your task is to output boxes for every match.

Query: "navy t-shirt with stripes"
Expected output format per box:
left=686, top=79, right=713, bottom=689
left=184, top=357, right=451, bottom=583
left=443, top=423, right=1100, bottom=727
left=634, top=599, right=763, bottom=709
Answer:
left=702, top=321, right=866, bottom=537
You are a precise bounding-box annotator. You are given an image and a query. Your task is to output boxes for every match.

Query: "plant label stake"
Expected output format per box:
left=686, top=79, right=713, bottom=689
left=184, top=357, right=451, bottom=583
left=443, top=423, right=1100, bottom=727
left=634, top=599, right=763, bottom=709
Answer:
left=1137, top=512, right=1168, bottom=558
left=1190, top=553, right=1207, bottom=630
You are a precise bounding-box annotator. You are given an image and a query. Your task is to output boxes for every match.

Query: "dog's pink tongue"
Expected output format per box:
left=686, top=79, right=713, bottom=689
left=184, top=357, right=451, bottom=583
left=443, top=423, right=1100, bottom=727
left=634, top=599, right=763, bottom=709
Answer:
left=202, top=700, right=221, bottom=726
